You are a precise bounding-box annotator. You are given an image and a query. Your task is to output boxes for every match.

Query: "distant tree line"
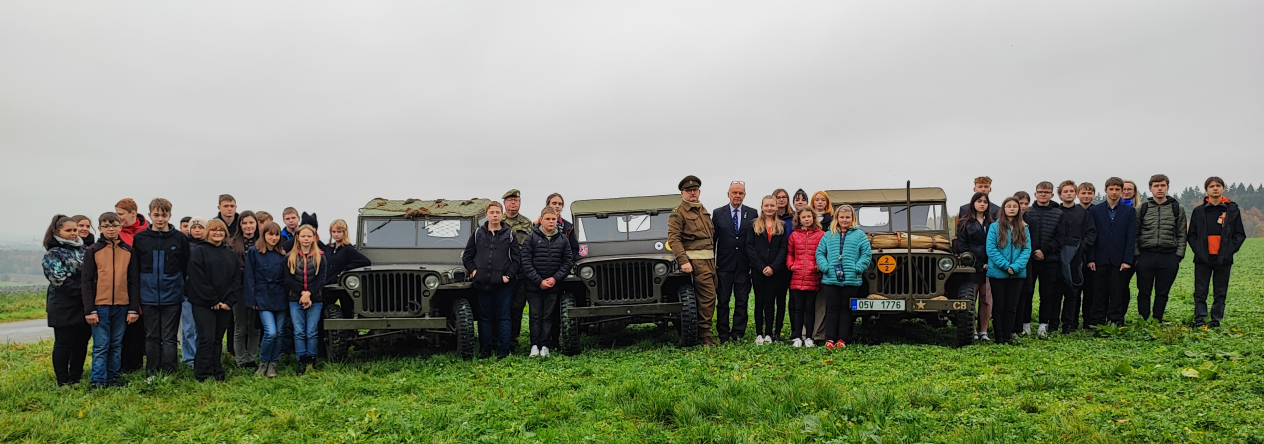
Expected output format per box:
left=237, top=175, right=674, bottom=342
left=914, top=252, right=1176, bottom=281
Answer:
left=0, top=250, right=44, bottom=279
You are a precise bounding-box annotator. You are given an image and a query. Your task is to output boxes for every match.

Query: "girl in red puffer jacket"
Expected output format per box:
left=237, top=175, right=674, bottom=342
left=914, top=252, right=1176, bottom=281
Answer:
left=785, top=208, right=825, bottom=347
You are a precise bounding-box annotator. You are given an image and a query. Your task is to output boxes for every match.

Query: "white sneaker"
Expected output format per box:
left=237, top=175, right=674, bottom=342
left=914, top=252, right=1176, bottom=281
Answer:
left=529, top=345, right=540, bottom=357
left=540, top=346, right=549, bottom=357
left=762, top=335, right=772, bottom=345
left=756, top=335, right=766, bottom=345
left=792, top=338, right=803, bottom=347
left=1022, top=324, right=1032, bottom=335
left=1012, top=333, right=1019, bottom=340
left=979, top=332, right=991, bottom=341
left=804, top=338, right=815, bottom=348
left=1037, top=323, right=1049, bottom=338
left=973, top=332, right=980, bottom=341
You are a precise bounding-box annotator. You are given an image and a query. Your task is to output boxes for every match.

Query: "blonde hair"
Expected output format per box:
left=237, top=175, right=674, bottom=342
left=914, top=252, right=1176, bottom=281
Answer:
left=204, top=219, right=229, bottom=245
left=752, top=196, right=785, bottom=236
left=287, top=225, right=323, bottom=274
left=829, top=205, right=854, bottom=234
left=329, top=219, right=352, bottom=247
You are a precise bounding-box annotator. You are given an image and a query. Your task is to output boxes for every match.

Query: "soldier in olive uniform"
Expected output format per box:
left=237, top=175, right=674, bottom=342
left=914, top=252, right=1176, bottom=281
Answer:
left=501, top=189, right=535, bottom=349
left=668, top=176, right=719, bottom=347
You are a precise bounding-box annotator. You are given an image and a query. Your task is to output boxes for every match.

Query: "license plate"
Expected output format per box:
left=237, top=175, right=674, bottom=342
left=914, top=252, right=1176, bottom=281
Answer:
left=851, top=299, right=906, bottom=311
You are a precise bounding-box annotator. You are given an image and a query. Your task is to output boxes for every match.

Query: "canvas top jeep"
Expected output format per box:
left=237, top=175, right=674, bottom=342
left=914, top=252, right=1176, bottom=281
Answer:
left=323, top=197, right=491, bottom=359
left=555, top=194, right=699, bottom=354
left=825, top=185, right=978, bottom=346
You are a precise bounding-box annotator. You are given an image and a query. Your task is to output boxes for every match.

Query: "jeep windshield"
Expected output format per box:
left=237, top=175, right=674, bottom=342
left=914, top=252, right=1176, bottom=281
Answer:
left=362, top=218, right=471, bottom=248
left=576, top=213, right=668, bottom=242
left=854, top=204, right=945, bottom=233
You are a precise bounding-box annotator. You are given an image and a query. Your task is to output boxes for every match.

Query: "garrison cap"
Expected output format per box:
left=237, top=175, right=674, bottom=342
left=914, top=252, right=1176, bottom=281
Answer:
left=678, top=175, right=702, bottom=191
left=502, top=189, right=521, bottom=200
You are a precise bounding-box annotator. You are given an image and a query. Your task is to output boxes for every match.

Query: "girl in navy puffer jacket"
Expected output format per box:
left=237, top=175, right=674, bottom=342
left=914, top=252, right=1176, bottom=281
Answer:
left=246, top=222, right=289, bottom=377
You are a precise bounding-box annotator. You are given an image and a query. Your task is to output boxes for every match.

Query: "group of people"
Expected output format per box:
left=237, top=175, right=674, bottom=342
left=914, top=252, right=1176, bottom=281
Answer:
left=954, top=175, right=1246, bottom=345
left=41, top=174, right=1248, bottom=385
left=42, top=195, right=369, bottom=386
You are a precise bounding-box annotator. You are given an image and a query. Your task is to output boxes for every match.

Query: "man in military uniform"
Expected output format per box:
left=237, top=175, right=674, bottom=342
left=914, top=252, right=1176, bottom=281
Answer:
left=667, top=176, right=719, bottom=347
left=501, top=189, right=535, bottom=349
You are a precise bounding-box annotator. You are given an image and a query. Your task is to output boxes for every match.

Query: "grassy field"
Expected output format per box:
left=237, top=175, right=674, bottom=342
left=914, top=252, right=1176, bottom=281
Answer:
left=0, top=290, right=44, bottom=323
left=1, top=240, right=1262, bottom=443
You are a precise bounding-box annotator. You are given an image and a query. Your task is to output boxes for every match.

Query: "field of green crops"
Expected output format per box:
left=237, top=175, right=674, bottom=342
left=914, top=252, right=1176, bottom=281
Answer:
left=2, top=240, right=1262, bottom=443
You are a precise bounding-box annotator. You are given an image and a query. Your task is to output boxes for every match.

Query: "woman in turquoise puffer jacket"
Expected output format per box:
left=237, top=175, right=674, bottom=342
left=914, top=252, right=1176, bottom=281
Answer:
left=815, top=205, right=872, bottom=349
left=986, top=197, right=1032, bottom=345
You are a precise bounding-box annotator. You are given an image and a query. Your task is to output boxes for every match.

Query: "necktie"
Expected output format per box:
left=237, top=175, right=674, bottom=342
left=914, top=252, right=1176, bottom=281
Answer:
left=733, top=209, right=739, bottom=231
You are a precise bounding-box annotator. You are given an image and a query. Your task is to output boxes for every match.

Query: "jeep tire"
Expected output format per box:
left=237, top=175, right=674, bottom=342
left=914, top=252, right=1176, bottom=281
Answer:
left=558, top=292, right=581, bottom=356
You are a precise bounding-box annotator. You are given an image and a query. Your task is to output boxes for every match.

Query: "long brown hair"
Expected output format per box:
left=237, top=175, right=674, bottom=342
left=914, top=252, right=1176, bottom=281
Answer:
left=772, top=188, right=790, bottom=217
left=255, top=222, right=285, bottom=254
left=44, top=214, right=76, bottom=250
left=752, top=195, right=785, bottom=236
left=287, top=225, right=322, bottom=274
left=793, top=207, right=821, bottom=231
left=996, top=197, right=1027, bottom=249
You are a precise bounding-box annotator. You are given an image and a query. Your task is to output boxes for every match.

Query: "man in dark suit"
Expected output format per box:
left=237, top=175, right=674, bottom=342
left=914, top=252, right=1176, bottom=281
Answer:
left=712, top=181, right=757, bottom=343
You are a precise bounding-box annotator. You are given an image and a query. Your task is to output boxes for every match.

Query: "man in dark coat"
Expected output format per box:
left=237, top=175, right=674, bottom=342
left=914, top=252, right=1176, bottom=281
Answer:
left=1057, top=180, right=1095, bottom=334
left=1186, top=177, right=1247, bottom=328
left=711, top=181, right=757, bottom=343
left=1022, top=181, right=1065, bottom=337
left=1087, top=177, right=1137, bottom=327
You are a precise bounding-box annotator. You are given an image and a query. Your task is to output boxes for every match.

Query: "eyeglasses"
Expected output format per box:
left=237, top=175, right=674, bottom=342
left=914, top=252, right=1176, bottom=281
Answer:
left=1035, top=191, right=1053, bottom=195
left=99, top=224, right=121, bottom=229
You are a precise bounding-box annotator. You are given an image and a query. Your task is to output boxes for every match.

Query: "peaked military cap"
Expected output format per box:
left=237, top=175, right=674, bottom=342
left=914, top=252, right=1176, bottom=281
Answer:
left=678, top=175, right=702, bottom=191
left=502, top=189, right=521, bottom=200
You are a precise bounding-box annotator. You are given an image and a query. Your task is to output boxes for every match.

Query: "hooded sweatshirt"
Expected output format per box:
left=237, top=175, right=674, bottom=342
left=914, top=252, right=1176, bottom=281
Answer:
left=185, top=239, right=242, bottom=307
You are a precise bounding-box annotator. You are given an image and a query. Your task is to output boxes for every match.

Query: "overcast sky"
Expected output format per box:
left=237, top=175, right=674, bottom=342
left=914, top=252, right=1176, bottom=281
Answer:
left=2, top=1, right=1261, bottom=241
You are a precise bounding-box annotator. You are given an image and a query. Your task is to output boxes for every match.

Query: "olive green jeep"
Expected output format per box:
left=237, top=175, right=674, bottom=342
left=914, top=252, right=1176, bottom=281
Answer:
left=825, top=185, right=979, bottom=347
left=554, top=194, right=699, bottom=354
left=322, top=197, right=489, bottom=360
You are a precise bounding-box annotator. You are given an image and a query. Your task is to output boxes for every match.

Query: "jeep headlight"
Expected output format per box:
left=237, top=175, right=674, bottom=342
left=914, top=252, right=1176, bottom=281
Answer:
left=938, top=257, right=955, bottom=272
left=424, top=274, right=440, bottom=289
left=654, top=263, right=668, bottom=276
left=959, top=252, right=974, bottom=267
left=344, top=275, right=360, bottom=290
left=579, top=266, right=594, bottom=280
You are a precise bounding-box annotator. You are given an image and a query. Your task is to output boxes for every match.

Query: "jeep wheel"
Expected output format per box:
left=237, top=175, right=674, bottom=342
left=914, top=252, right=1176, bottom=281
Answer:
left=452, top=298, right=476, bottom=360
left=324, top=304, right=350, bottom=361
left=677, top=285, right=699, bottom=347
left=559, top=292, right=581, bottom=356
left=954, top=283, right=977, bottom=348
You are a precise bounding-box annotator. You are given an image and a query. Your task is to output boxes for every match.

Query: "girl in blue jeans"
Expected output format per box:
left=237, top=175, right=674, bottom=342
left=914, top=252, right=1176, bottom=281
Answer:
left=246, top=222, right=288, bottom=377
left=461, top=201, right=521, bottom=359
left=284, top=225, right=327, bottom=375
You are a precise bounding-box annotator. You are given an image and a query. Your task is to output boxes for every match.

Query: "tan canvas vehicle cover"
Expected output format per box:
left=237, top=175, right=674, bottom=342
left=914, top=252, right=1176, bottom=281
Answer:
left=570, top=194, right=682, bottom=215
left=359, top=198, right=491, bottom=218
left=826, top=188, right=947, bottom=205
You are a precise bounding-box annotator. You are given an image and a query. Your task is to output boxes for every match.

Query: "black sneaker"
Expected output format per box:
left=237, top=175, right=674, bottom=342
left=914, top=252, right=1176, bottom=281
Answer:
left=1209, top=322, right=1221, bottom=329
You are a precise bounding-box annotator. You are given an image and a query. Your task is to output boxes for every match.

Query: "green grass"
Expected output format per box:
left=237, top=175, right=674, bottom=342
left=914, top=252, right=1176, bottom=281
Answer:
left=2, top=240, right=1264, bottom=443
left=0, top=291, right=44, bottom=323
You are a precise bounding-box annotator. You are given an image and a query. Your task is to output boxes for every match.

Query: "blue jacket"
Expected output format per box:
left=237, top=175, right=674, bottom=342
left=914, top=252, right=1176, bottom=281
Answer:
left=132, top=226, right=190, bottom=306
left=815, top=228, right=872, bottom=287
left=986, top=223, right=1032, bottom=279
left=245, top=247, right=288, bottom=311
left=1087, top=202, right=1137, bottom=266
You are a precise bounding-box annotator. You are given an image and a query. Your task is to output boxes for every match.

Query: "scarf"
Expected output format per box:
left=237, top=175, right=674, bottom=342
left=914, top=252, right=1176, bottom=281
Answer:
left=55, top=235, right=83, bottom=248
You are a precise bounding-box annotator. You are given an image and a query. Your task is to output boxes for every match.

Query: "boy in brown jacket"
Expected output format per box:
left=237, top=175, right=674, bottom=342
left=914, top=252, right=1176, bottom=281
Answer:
left=82, top=212, right=140, bottom=388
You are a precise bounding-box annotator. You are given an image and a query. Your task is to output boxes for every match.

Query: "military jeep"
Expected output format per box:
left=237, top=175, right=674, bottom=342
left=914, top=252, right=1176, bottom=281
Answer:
left=322, top=198, right=489, bottom=360
left=555, top=194, right=699, bottom=354
left=825, top=185, right=978, bottom=347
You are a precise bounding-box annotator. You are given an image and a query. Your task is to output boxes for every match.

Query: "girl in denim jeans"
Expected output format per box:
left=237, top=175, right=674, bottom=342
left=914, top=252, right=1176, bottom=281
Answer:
left=285, top=225, right=327, bottom=375
left=246, top=222, right=289, bottom=377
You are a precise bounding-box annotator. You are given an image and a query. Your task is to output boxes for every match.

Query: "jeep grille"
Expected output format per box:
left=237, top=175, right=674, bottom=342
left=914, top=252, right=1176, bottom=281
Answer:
left=872, top=256, right=939, bottom=296
left=592, top=261, right=658, bottom=305
left=360, top=272, right=427, bottom=316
